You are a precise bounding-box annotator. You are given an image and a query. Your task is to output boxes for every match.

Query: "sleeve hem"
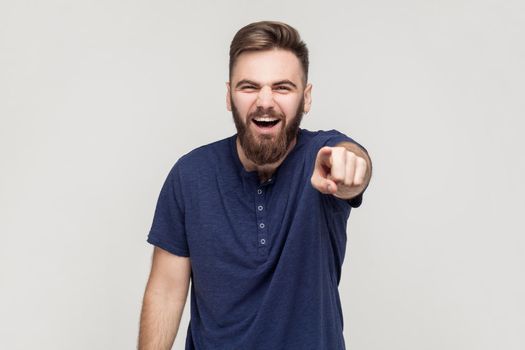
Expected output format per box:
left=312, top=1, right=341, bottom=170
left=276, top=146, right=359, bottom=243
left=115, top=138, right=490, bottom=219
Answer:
left=147, top=235, right=190, bottom=257
left=347, top=193, right=363, bottom=208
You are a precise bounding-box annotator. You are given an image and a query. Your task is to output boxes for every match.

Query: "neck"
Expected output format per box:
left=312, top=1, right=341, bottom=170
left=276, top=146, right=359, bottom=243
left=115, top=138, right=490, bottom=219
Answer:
left=236, top=137, right=297, bottom=183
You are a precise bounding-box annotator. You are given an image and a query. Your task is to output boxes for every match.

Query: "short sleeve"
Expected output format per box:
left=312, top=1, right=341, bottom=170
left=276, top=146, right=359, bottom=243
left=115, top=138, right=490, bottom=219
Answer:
left=347, top=192, right=363, bottom=208
left=315, top=129, right=369, bottom=209
left=147, top=163, right=190, bottom=257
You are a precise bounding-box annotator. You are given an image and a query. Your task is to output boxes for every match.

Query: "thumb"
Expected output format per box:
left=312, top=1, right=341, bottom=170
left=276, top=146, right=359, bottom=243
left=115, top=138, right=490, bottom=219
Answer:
left=311, top=171, right=338, bottom=194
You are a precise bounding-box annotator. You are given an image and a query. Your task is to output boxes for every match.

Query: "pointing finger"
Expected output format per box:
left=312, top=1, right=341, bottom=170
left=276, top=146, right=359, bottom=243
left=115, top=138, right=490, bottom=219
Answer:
left=316, top=146, right=333, bottom=168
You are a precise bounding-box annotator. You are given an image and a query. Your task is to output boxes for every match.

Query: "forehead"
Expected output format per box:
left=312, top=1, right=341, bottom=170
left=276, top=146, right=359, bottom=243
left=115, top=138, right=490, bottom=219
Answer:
left=231, top=49, right=304, bottom=86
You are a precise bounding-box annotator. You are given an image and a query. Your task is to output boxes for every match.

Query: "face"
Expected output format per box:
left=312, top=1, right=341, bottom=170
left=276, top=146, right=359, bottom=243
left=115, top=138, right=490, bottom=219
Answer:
left=226, top=49, right=312, bottom=165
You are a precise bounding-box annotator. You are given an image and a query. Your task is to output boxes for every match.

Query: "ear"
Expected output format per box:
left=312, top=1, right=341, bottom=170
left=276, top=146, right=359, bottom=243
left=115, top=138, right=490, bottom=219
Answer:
left=303, top=83, right=312, bottom=114
left=226, top=81, right=232, bottom=111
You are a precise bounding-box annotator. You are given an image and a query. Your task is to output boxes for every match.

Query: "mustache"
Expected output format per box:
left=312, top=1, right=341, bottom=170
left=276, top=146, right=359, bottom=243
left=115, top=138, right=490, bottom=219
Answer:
left=249, top=107, right=283, bottom=120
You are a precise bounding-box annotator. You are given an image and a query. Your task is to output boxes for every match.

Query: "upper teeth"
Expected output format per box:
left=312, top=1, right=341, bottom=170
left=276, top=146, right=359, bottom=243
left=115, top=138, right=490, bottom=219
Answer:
left=254, top=117, right=278, bottom=122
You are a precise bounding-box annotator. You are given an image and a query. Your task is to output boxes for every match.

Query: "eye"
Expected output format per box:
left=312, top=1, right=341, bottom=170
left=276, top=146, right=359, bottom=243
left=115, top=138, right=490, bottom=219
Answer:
left=241, top=85, right=256, bottom=90
left=275, top=86, right=290, bottom=91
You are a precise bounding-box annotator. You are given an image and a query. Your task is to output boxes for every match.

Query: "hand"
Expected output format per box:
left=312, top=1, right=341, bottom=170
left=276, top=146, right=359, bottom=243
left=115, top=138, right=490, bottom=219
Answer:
left=310, top=146, right=368, bottom=198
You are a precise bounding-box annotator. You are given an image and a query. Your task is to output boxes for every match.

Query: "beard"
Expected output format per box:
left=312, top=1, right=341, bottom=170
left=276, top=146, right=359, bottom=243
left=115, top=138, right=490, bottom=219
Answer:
left=231, top=96, right=305, bottom=166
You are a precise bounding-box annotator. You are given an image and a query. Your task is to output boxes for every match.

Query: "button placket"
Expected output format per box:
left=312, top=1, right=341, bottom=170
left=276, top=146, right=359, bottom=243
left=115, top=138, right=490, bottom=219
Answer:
left=255, top=186, right=268, bottom=253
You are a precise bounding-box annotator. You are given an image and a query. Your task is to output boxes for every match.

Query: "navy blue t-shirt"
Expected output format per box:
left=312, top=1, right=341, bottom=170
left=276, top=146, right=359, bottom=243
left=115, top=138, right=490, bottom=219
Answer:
left=147, top=128, right=368, bottom=350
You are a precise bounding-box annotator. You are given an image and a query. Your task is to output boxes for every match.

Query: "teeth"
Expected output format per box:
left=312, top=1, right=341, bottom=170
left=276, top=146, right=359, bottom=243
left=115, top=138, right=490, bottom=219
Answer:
left=253, top=117, right=279, bottom=122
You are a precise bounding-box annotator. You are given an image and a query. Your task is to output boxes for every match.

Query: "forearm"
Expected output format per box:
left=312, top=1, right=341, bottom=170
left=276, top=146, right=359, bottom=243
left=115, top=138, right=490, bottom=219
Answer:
left=138, top=289, right=186, bottom=350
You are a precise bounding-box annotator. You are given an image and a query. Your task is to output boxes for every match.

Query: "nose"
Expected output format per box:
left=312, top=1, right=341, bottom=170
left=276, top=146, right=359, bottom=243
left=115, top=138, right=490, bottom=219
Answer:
left=256, top=85, right=275, bottom=109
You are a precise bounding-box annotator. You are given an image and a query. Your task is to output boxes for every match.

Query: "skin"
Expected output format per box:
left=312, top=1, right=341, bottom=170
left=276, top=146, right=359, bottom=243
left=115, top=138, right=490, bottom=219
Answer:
left=227, top=48, right=372, bottom=198
left=138, top=47, right=373, bottom=350
left=311, top=142, right=372, bottom=200
left=226, top=49, right=312, bottom=182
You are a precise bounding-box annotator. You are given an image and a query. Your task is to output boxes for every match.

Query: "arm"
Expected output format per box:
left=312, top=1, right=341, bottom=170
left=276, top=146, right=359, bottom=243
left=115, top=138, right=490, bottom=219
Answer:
left=311, top=141, right=372, bottom=200
left=138, top=247, right=191, bottom=350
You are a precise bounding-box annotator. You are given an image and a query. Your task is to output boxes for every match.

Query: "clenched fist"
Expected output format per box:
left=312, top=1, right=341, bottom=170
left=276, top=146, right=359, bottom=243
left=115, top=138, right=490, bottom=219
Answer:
left=310, top=145, right=369, bottom=199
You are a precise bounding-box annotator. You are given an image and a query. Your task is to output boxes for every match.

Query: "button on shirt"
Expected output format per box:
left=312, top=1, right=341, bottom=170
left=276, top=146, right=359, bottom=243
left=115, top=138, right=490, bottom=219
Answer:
left=147, top=128, right=366, bottom=350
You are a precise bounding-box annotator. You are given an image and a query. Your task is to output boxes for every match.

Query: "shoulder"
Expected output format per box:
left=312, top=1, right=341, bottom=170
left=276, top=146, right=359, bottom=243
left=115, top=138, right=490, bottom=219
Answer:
left=303, top=128, right=367, bottom=153
left=300, top=128, right=360, bottom=149
left=174, top=134, right=235, bottom=171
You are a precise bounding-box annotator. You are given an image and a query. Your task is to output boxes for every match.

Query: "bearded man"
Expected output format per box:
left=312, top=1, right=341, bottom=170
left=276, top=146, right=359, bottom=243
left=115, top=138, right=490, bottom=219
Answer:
left=138, top=20, right=373, bottom=350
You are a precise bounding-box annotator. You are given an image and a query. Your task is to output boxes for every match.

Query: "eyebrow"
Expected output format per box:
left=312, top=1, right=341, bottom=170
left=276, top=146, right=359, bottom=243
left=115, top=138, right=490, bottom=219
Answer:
left=235, top=79, right=298, bottom=89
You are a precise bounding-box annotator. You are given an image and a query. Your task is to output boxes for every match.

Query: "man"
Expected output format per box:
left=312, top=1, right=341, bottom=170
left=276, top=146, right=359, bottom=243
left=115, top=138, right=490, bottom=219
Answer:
left=138, top=21, right=372, bottom=350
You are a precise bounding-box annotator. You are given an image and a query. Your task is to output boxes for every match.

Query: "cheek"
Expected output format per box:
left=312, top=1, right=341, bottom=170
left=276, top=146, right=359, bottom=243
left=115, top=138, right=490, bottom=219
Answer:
left=274, top=96, right=302, bottom=118
left=231, top=96, right=253, bottom=117
left=233, top=93, right=301, bottom=118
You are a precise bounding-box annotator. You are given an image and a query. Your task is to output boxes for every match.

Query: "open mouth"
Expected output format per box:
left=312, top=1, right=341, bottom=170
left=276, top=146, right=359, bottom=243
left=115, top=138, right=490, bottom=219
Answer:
left=252, top=116, right=281, bottom=129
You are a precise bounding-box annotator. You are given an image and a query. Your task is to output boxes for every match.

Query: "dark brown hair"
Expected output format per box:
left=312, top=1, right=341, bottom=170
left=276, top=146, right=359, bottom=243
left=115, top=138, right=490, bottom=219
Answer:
left=229, top=21, right=309, bottom=86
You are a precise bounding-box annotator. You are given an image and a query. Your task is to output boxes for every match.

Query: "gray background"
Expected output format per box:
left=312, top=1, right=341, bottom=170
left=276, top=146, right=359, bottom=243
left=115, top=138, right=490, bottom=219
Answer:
left=1, top=0, right=524, bottom=349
